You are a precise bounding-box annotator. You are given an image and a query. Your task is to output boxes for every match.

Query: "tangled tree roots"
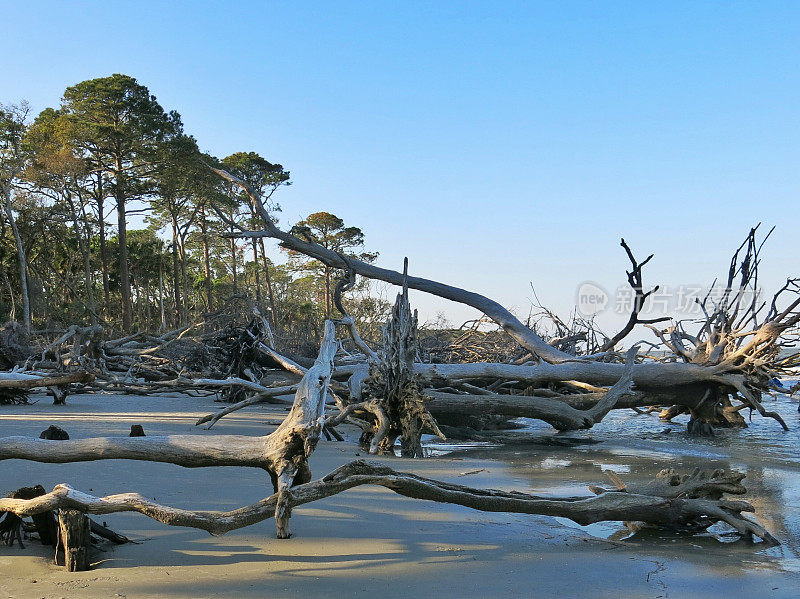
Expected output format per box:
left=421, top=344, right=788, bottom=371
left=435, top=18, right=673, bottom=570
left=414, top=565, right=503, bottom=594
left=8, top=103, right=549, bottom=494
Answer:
left=360, top=263, right=444, bottom=457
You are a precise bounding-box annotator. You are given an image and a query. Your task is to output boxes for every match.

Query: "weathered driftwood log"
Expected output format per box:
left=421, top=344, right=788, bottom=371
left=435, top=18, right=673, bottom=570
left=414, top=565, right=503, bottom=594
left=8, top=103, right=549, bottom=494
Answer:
left=424, top=348, right=636, bottom=431
left=195, top=383, right=298, bottom=429
left=414, top=361, right=788, bottom=429
left=0, top=461, right=777, bottom=546
left=210, top=165, right=574, bottom=364
left=622, top=468, right=747, bottom=500
left=257, top=343, right=306, bottom=376
left=57, top=509, right=90, bottom=571
left=0, top=370, right=94, bottom=390
left=0, top=370, right=94, bottom=406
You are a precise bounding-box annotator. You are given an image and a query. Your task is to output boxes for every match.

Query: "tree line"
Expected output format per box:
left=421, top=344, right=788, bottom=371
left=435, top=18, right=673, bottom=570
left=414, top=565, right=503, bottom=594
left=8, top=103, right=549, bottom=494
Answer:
left=0, top=74, right=387, bottom=344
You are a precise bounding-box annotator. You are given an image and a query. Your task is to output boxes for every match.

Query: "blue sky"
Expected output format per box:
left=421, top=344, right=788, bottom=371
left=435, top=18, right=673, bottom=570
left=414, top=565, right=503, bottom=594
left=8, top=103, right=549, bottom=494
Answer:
left=1, top=1, right=798, bottom=332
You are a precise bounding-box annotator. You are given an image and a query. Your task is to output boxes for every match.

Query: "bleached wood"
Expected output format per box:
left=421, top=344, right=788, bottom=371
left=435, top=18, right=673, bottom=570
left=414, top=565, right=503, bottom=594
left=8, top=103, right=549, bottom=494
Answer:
left=0, top=460, right=777, bottom=546
left=209, top=165, right=574, bottom=364
left=0, top=370, right=93, bottom=389
left=0, top=320, right=339, bottom=538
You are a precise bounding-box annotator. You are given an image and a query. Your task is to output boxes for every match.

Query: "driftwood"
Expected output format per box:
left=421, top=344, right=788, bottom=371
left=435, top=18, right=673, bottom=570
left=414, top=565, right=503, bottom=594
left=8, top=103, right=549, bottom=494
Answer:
left=0, top=483, right=129, bottom=559
left=210, top=164, right=799, bottom=434
left=0, top=485, right=58, bottom=549
left=0, top=169, right=795, bottom=568
left=0, top=370, right=94, bottom=404
left=0, top=461, right=777, bottom=546
left=57, top=509, right=90, bottom=571
left=424, top=348, right=636, bottom=431
left=0, top=307, right=308, bottom=405
left=0, top=313, right=782, bottom=571
left=0, top=370, right=94, bottom=390
left=356, top=263, right=444, bottom=456
left=194, top=382, right=298, bottom=429
left=0, top=319, right=339, bottom=539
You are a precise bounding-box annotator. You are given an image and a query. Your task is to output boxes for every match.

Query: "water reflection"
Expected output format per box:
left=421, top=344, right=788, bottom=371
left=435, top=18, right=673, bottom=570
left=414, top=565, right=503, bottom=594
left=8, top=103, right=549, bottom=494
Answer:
left=420, top=391, right=800, bottom=574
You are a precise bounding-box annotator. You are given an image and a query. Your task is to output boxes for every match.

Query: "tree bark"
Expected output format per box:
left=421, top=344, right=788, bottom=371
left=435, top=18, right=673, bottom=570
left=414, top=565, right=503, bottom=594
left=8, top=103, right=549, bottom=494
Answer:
left=95, top=173, right=111, bottom=313
left=229, top=226, right=238, bottom=294
left=171, top=217, right=182, bottom=326
left=57, top=509, right=90, bottom=571
left=115, top=160, right=133, bottom=332
left=65, top=188, right=97, bottom=323
left=424, top=349, right=636, bottom=431
left=258, top=237, right=277, bottom=326
left=2, top=183, right=31, bottom=331
left=251, top=238, right=262, bottom=305
left=200, top=213, right=213, bottom=312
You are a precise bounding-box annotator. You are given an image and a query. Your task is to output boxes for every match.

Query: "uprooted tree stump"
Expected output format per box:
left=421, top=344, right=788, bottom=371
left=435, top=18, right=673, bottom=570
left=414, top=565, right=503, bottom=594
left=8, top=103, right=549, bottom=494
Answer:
left=359, top=261, right=444, bottom=457
left=57, top=509, right=90, bottom=571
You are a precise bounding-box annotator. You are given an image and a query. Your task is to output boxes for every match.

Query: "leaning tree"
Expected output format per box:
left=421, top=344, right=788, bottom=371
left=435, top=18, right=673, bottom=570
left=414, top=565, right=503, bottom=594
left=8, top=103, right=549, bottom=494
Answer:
left=206, top=165, right=799, bottom=441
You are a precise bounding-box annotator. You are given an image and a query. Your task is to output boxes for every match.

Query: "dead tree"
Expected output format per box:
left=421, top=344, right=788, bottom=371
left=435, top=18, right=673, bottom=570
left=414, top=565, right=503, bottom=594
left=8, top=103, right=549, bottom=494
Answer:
left=357, top=260, right=444, bottom=456
left=597, top=238, right=670, bottom=352
left=0, top=319, right=339, bottom=540
left=0, top=314, right=782, bottom=569
left=209, top=163, right=798, bottom=434
left=0, top=460, right=779, bottom=554
left=57, top=509, right=90, bottom=571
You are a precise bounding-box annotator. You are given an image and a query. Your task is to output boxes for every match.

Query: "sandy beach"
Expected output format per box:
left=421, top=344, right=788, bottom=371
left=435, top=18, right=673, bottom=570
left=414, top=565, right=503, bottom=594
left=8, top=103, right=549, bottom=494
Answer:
left=2, top=392, right=799, bottom=598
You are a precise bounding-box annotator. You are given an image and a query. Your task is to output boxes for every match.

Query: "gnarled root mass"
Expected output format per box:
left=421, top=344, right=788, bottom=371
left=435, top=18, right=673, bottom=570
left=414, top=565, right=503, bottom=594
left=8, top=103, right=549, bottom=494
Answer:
left=358, top=266, right=444, bottom=456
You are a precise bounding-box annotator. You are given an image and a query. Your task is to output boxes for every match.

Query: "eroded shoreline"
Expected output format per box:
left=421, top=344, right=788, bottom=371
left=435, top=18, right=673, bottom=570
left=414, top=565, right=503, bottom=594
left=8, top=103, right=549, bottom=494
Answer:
left=1, top=392, right=798, bottom=598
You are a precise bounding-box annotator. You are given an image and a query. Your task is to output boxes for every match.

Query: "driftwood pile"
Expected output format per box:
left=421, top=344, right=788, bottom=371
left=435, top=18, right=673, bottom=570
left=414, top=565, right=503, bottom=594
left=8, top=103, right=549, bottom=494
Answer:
left=0, top=483, right=130, bottom=571
left=0, top=303, right=792, bottom=570
left=0, top=316, right=781, bottom=571
left=0, top=304, right=297, bottom=405
left=0, top=163, right=798, bottom=570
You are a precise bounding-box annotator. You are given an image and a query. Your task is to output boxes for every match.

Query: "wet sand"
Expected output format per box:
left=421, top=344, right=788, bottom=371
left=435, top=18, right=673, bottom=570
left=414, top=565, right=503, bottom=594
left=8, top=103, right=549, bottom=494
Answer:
left=1, top=392, right=799, bottom=598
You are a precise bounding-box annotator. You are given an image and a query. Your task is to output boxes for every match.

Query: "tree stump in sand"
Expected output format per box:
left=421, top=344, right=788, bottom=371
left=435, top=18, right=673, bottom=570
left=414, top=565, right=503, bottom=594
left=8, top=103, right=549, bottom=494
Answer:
left=58, top=509, right=90, bottom=571
left=39, top=425, right=69, bottom=440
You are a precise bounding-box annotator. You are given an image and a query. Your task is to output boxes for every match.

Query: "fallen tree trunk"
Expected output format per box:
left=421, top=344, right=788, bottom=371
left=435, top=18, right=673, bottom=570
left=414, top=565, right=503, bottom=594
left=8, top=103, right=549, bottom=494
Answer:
left=413, top=360, right=737, bottom=390
left=0, top=370, right=94, bottom=390
left=424, top=348, right=636, bottom=431
left=0, top=460, right=777, bottom=546
left=209, top=165, right=576, bottom=364
left=208, top=168, right=798, bottom=432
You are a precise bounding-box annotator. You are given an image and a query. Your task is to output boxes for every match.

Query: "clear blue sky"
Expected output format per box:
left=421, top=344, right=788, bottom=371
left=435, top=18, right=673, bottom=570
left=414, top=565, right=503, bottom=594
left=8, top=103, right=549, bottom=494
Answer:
left=1, top=1, right=798, bottom=332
